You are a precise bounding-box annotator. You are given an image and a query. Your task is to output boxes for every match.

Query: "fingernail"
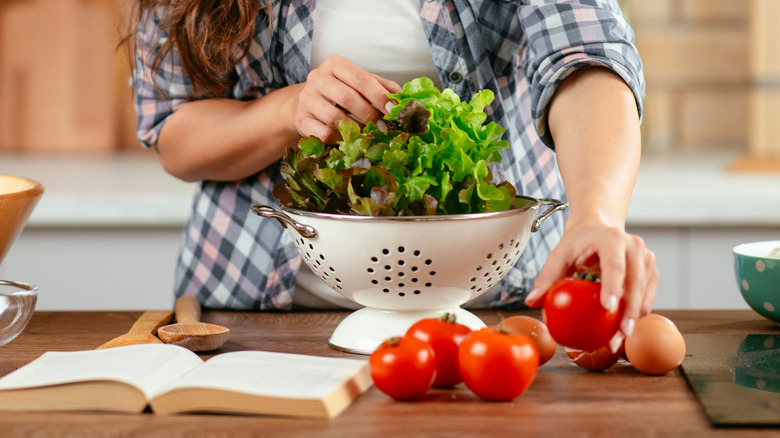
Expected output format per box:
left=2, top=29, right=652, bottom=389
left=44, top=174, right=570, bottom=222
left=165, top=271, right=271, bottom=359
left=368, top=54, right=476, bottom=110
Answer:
left=384, top=101, right=395, bottom=113
left=609, top=332, right=624, bottom=354
left=622, top=317, right=635, bottom=338
left=524, top=288, right=541, bottom=304
left=605, top=295, right=618, bottom=313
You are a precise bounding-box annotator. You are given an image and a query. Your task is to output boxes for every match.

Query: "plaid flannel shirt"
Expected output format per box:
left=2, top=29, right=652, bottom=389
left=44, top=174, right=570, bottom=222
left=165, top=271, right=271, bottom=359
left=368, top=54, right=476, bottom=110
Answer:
left=133, top=0, right=644, bottom=310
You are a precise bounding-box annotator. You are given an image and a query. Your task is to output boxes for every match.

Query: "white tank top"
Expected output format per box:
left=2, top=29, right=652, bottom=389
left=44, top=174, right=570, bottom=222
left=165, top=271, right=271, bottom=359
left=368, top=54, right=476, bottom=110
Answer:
left=310, top=0, right=442, bottom=89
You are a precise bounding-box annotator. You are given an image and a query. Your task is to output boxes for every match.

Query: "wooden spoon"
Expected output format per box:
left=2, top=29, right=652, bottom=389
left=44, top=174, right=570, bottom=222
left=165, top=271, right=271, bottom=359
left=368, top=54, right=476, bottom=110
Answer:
left=96, top=310, right=174, bottom=349
left=158, top=296, right=230, bottom=351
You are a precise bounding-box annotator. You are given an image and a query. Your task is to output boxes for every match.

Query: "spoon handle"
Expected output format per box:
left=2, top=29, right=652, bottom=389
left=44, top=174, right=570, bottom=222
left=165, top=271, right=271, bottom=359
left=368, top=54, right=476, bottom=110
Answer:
left=175, top=296, right=202, bottom=324
left=127, top=310, right=175, bottom=335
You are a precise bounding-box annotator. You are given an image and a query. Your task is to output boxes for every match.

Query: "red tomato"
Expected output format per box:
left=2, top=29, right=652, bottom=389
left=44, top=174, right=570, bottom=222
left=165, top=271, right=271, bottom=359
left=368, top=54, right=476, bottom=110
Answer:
left=542, top=276, right=624, bottom=352
left=370, top=336, right=437, bottom=400
left=457, top=328, right=539, bottom=401
left=406, top=313, right=472, bottom=387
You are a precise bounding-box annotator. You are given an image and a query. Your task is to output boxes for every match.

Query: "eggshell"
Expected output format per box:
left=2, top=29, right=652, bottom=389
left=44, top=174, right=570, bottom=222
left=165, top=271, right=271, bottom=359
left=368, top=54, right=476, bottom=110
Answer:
left=565, top=344, right=623, bottom=371
left=495, top=316, right=557, bottom=365
left=624, top=316, right=686, bottom=375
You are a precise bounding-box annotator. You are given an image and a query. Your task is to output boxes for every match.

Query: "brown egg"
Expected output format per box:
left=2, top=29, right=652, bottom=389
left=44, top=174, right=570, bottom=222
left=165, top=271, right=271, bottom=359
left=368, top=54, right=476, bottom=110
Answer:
left=565, top=343, right=623, bottom=371
left=639, top=313, right=677, bottom=328
left=624, top=315, right=686, bottom=375
left=496, top=315, right=557, bottom=365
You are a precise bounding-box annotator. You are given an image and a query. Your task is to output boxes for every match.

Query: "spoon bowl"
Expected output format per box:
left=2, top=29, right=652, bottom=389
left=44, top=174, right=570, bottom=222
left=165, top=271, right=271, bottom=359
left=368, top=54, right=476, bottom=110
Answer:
left=158, top=296, right=230, bottom=351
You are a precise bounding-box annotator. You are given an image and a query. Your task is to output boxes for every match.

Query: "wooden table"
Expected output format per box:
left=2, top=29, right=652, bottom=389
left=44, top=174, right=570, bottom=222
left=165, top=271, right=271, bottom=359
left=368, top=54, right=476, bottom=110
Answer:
left=0, top=309, right=778, bottom=437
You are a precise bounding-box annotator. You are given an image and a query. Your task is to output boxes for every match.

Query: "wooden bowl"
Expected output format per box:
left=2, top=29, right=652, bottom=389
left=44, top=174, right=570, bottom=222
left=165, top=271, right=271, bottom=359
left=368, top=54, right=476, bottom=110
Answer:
left=0, top=175, right=44, bottom=265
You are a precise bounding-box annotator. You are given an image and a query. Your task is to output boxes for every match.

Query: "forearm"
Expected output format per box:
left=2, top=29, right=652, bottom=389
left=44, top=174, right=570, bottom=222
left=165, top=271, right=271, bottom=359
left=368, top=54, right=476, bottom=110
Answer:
left=155, top=84, right=304, bottom=182
left=548, top=67, right=641, bottom=229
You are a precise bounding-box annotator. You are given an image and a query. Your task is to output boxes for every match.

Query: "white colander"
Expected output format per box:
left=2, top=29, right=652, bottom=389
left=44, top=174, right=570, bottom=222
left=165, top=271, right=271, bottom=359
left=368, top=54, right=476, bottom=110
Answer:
left=252, top=196, right=567, bottom=354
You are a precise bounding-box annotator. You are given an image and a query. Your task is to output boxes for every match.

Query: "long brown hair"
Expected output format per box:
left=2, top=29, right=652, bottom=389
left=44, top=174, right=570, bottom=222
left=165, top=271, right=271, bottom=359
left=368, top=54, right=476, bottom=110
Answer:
left=122, top=0, right=267, bottom=96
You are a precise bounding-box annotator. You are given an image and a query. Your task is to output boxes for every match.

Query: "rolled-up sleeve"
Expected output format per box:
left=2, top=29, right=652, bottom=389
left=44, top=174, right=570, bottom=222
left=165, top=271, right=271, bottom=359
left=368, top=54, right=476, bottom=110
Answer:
left=132, top=7, right=204, bottom=148
left=519, top=0, right=645, bottom=148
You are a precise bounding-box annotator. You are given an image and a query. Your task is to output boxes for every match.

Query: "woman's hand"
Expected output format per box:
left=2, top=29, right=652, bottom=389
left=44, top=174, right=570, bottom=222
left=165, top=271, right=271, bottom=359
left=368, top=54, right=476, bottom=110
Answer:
left=294, top=55, right=402, bottom=144
left=524, top=216, right=658, bottom=340
left=524, top=66, right=656, bottom=342
left=156, top=55, right=401, bottom=182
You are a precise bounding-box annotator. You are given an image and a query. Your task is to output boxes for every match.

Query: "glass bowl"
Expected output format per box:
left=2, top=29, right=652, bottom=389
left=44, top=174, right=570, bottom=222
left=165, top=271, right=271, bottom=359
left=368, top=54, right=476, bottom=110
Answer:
left=0, top=280, right=38, bottom=346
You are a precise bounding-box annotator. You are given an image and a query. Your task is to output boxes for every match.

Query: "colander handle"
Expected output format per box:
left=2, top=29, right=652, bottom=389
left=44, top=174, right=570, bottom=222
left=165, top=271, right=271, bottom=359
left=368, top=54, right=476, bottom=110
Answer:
left=531, top=198, right=569, bottom=232
left=250, top=205, right=318, bottom=238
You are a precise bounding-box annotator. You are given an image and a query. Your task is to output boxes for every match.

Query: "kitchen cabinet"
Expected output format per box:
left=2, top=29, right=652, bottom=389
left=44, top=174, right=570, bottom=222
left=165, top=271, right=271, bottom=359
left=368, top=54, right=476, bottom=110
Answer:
left=629, top=226, right=777, bottom=310
left=2, top=227, right=181, bottom=310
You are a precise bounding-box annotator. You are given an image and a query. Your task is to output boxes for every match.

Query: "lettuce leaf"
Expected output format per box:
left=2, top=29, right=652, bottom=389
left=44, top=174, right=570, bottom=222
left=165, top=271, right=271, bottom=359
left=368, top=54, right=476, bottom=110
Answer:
left=273, top=77, right=516, bottom=216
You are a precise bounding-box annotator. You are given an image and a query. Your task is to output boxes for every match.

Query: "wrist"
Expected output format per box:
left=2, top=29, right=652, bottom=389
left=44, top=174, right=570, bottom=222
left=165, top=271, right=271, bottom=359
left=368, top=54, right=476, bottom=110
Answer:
left=252, top=84, right=305, bottom=145
left=564, top=207, right=626, bottom=232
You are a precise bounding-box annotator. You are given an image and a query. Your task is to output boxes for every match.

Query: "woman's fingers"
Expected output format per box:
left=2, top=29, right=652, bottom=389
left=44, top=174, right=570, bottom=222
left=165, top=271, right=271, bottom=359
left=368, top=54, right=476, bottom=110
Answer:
left=317, top=74, right=383, bottom=124
left=526, top=225, right=658, bottom=341
left=595, top=228, right=626, bottom=313
left=295, top=55, right=398, bottom=142
left=618, top=235, right=648, bottom=337
left=641, top=248, right=658, bottom=315
left=375, top=75, right=402, bottom=95
left=327, top=57, right=398, bottom=118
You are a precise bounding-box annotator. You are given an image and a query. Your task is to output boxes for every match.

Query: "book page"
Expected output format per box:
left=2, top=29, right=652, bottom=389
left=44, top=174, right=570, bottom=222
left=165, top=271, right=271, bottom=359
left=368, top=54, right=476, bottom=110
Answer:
left=0, top=344, right=204, bottom=400
left=153, top=351, right=369, bottom=400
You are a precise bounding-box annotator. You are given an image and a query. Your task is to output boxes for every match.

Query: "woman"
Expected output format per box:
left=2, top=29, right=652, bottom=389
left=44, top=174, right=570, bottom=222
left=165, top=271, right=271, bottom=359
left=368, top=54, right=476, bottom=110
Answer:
left=128, top=0, right=657, bottom=339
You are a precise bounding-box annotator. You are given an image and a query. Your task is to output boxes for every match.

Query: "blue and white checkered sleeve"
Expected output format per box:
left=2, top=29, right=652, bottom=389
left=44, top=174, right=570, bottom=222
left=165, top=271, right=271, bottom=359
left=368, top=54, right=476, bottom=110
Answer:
left=132, top=7, right=203, bottom=148
left=519, top=0, right=646, bottom=148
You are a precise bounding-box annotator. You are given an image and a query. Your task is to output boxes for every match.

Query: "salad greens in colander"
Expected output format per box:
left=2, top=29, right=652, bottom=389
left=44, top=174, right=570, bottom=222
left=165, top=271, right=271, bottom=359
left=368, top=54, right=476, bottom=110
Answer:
left=273, top=77, right=517, bottom=216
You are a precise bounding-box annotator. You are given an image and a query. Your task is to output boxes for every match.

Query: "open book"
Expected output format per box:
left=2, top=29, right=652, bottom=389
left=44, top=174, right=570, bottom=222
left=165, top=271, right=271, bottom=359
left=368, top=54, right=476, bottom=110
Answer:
left=0, top=344, right=371, bottom=419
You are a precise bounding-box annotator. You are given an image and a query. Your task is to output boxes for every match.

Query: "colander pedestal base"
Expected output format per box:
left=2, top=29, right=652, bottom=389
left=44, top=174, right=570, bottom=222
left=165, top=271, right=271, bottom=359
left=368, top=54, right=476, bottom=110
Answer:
left=328, top=307, right=486, bottom=355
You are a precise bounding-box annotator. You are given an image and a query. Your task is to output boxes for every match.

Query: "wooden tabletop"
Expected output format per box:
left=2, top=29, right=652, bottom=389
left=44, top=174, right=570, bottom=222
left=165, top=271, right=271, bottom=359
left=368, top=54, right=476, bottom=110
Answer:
left=0, top=309, right=779, bottom=437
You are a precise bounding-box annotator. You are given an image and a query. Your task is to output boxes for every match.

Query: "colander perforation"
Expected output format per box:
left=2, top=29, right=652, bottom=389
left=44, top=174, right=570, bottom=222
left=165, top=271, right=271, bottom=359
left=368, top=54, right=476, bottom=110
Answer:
left=289, top=204, right=553, bottom=305
left=295, top=237, right=344, bottom=290
left=366, top=247, right=436, bottom=297
left=467, top=240, right=523, bottom=291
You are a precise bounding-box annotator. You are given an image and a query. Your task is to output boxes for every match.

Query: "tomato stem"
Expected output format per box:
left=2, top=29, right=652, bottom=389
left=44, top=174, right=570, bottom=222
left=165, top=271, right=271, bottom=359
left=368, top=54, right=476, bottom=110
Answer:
left=574, top=272, right=600, bottom=282
left=440, top=313, right=457, bottom=323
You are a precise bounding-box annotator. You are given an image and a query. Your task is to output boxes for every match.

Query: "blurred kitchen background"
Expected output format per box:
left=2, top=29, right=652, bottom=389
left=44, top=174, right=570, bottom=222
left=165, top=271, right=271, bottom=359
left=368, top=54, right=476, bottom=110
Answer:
left=1, top=0, right=779, bottom=311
